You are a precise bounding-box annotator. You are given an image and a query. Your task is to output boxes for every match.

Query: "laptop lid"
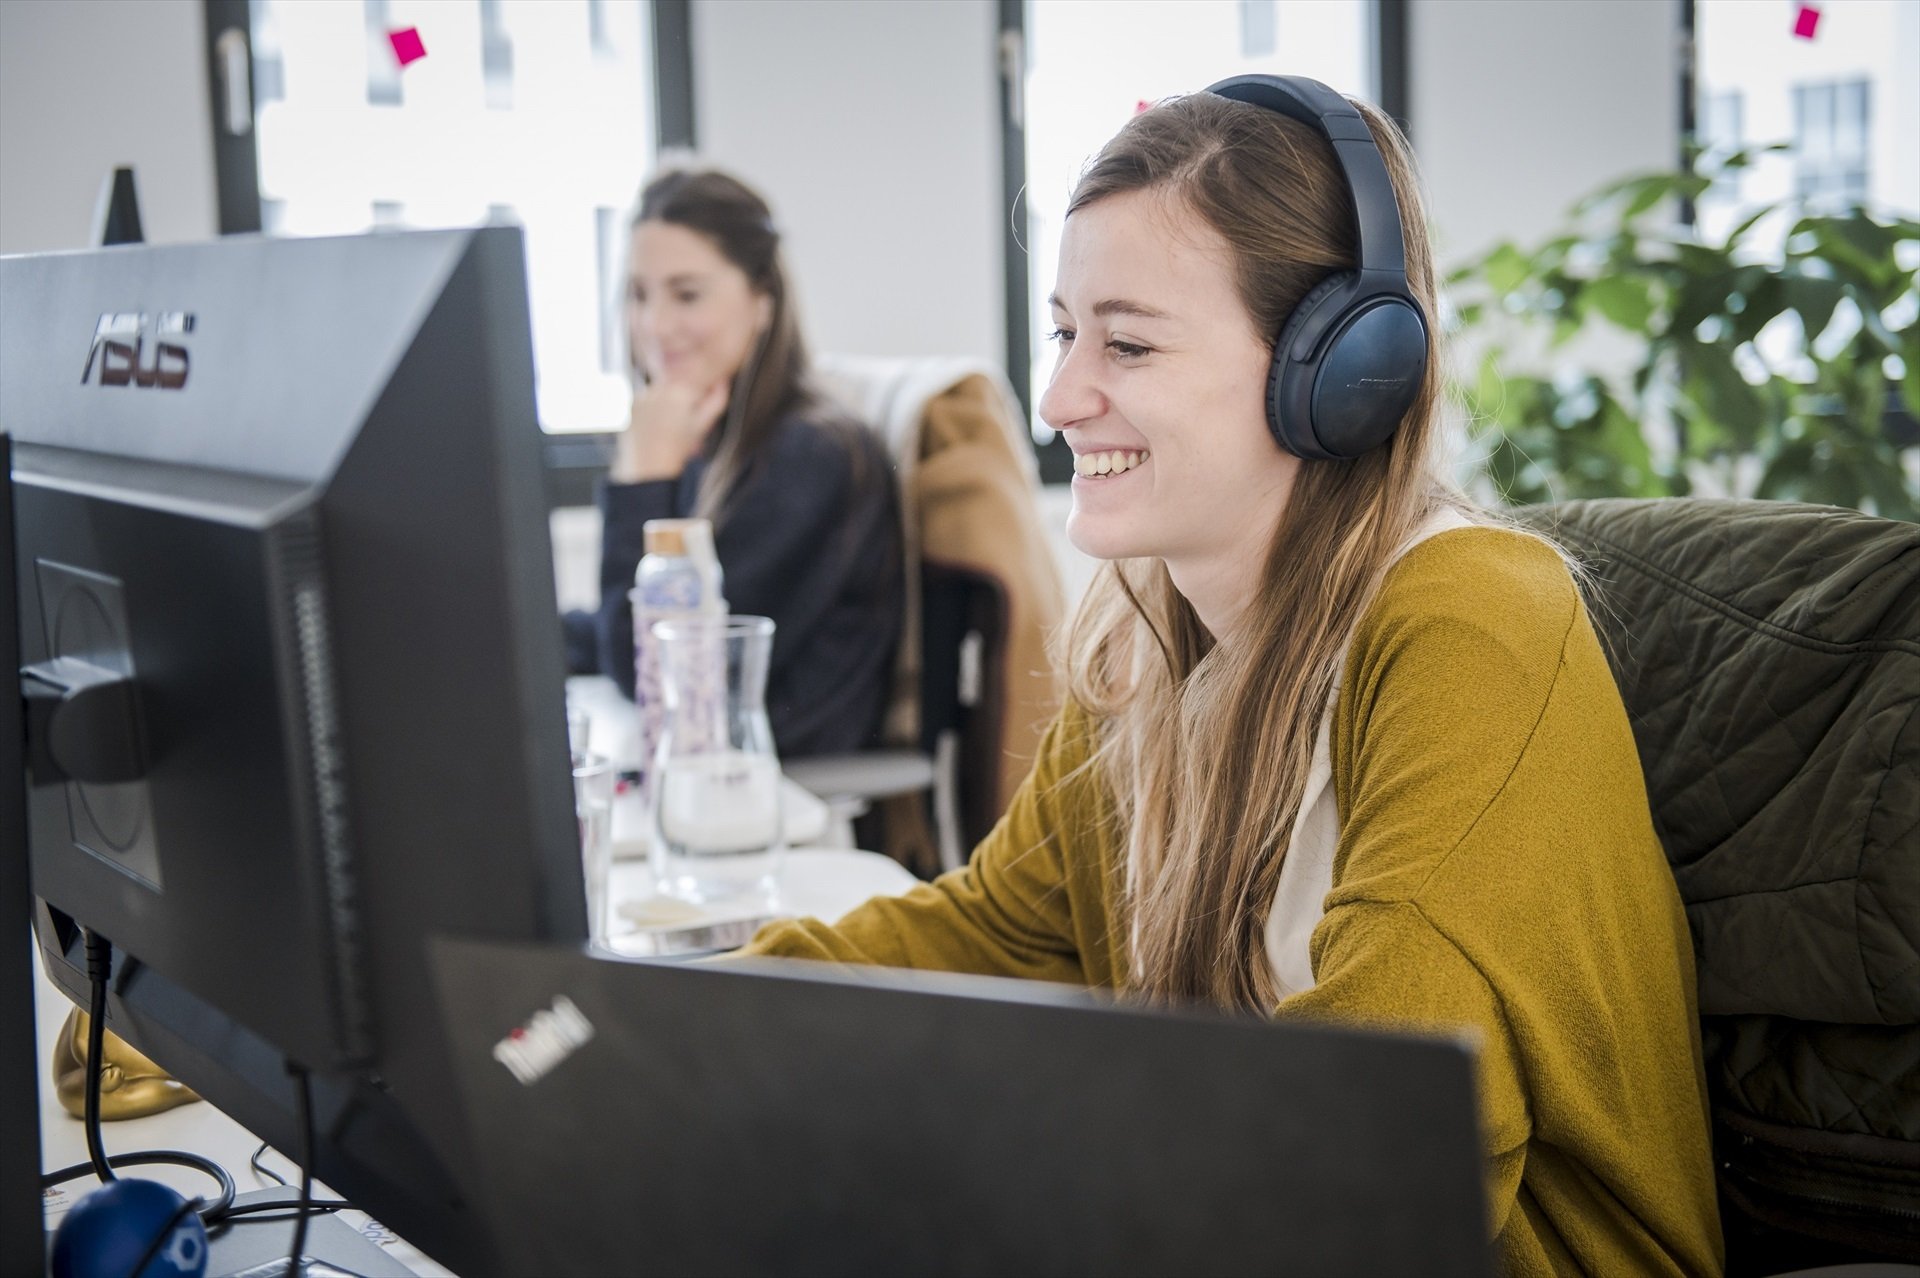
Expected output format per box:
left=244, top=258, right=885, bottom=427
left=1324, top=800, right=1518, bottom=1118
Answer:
left=429, top=937, right=1492, bottom=1276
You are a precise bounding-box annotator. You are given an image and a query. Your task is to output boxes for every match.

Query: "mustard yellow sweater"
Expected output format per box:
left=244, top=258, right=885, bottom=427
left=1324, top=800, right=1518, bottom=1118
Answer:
left=746, top=528, right=1725, bottom=1276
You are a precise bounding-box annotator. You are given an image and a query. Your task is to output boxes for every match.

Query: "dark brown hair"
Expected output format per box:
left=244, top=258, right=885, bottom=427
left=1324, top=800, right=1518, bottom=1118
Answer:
left=631, top=169, right=814, bottom=522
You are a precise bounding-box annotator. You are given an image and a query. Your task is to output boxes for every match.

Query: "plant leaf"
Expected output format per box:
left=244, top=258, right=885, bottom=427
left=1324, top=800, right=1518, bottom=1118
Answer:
left=1584, top=275, right=1655, bottom=331
left=1481, top=243, right=1532, bottom=296
left=1782, top=274, right=1848, bottom=343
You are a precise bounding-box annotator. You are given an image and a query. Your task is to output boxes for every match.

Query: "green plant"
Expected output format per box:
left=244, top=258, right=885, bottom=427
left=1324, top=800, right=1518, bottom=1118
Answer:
left=1448, top=149, right=1920, bottom=519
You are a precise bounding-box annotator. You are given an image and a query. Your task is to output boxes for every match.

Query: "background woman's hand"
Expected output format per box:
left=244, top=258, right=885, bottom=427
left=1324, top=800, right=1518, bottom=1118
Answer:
left=610, top=377, right=730, bottom=483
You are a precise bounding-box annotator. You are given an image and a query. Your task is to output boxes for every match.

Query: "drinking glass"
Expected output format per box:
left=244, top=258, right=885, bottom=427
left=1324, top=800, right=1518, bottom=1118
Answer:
left=648, top=615, right=783, bottom=905
left=572, top=751, right=616, bottom=946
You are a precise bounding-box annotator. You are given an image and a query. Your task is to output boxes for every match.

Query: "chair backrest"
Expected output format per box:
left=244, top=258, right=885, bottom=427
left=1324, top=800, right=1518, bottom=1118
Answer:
left=1516, top=498, right=1920, bottom=1270
left=813, top=356, right=1066, bottom=855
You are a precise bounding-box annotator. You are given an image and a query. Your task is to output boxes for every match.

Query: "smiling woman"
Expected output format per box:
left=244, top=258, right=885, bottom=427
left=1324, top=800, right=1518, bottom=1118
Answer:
left=743, top=76, right=1727, bottom=1276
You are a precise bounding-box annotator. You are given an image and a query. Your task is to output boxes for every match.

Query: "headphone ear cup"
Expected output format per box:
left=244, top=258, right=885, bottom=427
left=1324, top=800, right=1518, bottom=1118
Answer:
left=1265, top=272, right=1356, bottom=459
left=1267, top=274, right=1429, bottom=461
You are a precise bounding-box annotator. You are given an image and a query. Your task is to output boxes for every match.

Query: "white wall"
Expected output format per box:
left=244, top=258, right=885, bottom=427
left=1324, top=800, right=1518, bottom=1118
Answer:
left=689, top=0, right=1005, bottom=365
left=0, top=0, right=219, bottom=255
left=1409, top=0, right=1681, bottom=268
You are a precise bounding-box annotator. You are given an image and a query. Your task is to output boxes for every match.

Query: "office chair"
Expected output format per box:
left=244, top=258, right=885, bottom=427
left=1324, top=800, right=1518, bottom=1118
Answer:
left=1516, top=498, right=1919, bottom=1276
left=790, top=357, right=1065, bottom=877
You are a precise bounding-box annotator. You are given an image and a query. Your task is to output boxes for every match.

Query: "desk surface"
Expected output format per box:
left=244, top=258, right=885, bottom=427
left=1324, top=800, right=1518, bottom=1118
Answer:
left=37, top=848, right=917, bottom=1274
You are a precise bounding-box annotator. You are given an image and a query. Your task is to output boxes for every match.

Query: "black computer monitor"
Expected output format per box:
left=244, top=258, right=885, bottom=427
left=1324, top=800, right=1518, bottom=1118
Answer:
left=3, top=227, right=583, bottom=1274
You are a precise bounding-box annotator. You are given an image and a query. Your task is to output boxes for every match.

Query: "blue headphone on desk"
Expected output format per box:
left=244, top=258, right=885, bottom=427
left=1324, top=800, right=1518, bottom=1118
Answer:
left=1205, top=75, right=1430, bottom=462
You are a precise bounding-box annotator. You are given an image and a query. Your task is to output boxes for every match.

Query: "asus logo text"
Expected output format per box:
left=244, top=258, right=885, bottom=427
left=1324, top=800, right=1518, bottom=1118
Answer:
left=80, top=311, right=195, bottom=389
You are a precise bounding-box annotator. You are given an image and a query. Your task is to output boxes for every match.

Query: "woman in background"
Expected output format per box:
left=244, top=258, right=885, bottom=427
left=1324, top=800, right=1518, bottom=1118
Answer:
left=566, top=169, right=901, bottom=758
left=741, top=84, right=1723, bottom=1274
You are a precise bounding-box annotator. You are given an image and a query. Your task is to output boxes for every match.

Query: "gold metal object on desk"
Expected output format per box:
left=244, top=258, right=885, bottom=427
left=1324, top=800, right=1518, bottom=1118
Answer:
left=52, top=1009, right=200, bottom=1120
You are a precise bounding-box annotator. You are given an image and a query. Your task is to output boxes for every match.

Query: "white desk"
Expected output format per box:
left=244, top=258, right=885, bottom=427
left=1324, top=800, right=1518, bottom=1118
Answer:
left=35, top=849, right=918, bottom=1272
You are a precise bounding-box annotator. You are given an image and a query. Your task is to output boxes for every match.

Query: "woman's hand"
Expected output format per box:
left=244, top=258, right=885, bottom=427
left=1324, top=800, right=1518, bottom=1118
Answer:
left=609, top=377, right=730, bottom=483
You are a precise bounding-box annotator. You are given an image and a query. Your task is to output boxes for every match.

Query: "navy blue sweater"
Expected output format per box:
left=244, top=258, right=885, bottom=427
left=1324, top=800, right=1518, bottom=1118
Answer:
left=571, top=412, right=902, bottom=759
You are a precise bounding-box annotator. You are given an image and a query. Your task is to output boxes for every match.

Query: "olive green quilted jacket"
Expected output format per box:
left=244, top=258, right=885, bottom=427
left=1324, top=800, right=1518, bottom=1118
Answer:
left=1517, top=499, right=1920, bottom=1265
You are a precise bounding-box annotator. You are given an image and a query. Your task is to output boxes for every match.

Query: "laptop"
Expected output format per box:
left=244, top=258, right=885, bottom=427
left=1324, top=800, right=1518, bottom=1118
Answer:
left=429, top=937, right=1493, bottom=1276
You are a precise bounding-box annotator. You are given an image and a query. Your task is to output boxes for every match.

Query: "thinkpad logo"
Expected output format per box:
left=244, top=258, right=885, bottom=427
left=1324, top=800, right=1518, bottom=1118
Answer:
left=80, top=311, right=195, bottom=389
left=492, top=994, right=595, bottom=1085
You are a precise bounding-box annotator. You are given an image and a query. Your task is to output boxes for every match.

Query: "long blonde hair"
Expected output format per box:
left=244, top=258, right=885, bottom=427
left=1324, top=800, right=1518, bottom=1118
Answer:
left=1065, top=91, right=1465, bottom=1012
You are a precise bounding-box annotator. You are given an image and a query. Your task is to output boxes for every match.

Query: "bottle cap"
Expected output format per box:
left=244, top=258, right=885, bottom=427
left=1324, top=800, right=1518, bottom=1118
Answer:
left=643, top=520, right=691, bottom=557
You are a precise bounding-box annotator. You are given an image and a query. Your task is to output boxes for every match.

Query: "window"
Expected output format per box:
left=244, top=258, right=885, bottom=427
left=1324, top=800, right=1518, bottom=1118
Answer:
left=479, top=0, right=515, bottom=111
left=235, top=0, right=659, bottom=435
left=1792, top=79, right=1870, bottom=209
left=588, top=0, right=614, bottom=59
left=363, top=0, right=402, bottom=107
left=1014, top=0, right=1383, bottom=476
left=1699, top=88, right=1743, bottom=203
left=1693, top=0, right=1918, bottom=249
left=1239, top=1, right=1278, bottom=58
left=595, top=205, right=624, bottom=377
left=249, top=0, right=285, bottom=104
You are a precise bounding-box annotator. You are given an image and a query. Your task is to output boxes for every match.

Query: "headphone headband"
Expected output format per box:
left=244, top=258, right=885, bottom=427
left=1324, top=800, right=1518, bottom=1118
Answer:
left=1197, top=74, right=1430, bottom=462
left=1205, top=75, right=1407, bottom=279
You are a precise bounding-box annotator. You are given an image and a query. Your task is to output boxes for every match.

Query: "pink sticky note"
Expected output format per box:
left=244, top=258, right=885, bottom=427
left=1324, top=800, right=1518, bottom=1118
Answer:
left=389, top=26, right=426, bottom=67
left=1792, top=5, right=1821, bottom=39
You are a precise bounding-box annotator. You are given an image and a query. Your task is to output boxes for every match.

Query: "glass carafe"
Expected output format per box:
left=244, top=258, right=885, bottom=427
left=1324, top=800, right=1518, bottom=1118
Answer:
left=648, top=615, right=783, bottom=905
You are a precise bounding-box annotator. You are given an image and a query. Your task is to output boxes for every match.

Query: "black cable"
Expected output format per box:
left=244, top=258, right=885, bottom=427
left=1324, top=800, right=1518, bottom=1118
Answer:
left=286, top=1063, right=315, bottom=1276
left=60, top=931, right=330, bottom=1271
left=217, top=1198, right=350, bottom=1221
left=41, top=1151, right=237, bottom=1222
left=55, top=931, right=242, bottom=1228
left=250, top=1141, right=289, bottom=1187
left=81, top=929, right=116, bottom=1186
left=126, top=1194, right=202, bottom=1278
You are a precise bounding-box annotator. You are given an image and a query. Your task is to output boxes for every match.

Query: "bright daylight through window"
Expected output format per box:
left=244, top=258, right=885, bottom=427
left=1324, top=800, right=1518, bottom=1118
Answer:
left=247, top=0, right=654, bottom=434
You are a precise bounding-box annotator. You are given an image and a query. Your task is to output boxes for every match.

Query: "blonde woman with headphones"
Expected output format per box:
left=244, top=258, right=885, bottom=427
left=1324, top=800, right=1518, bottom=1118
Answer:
left=743, top=81, right=1724, bottom=1274
left=565, top=169, right=902, bottom=759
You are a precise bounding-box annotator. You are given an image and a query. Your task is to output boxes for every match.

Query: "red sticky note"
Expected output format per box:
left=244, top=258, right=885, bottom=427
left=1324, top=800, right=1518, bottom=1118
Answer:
left=389, top=26, right=426, bottom=66
left=1792, top=5, right=1821, bottom=39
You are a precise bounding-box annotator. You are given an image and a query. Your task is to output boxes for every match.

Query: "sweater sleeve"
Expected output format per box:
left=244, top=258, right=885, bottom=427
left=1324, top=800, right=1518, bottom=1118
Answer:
left=741, top=704, right=1105, bottom=984
left=1284, top=528, right=1723, bottom=1275
left=1268, top=531, right=1575, bottom=1239
left=1277, top=900, right=1531, bottom=1237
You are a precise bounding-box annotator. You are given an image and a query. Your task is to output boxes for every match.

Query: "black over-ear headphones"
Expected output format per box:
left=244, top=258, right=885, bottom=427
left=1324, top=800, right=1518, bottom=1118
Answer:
left=1205, top=75, right=1429, bottom=461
